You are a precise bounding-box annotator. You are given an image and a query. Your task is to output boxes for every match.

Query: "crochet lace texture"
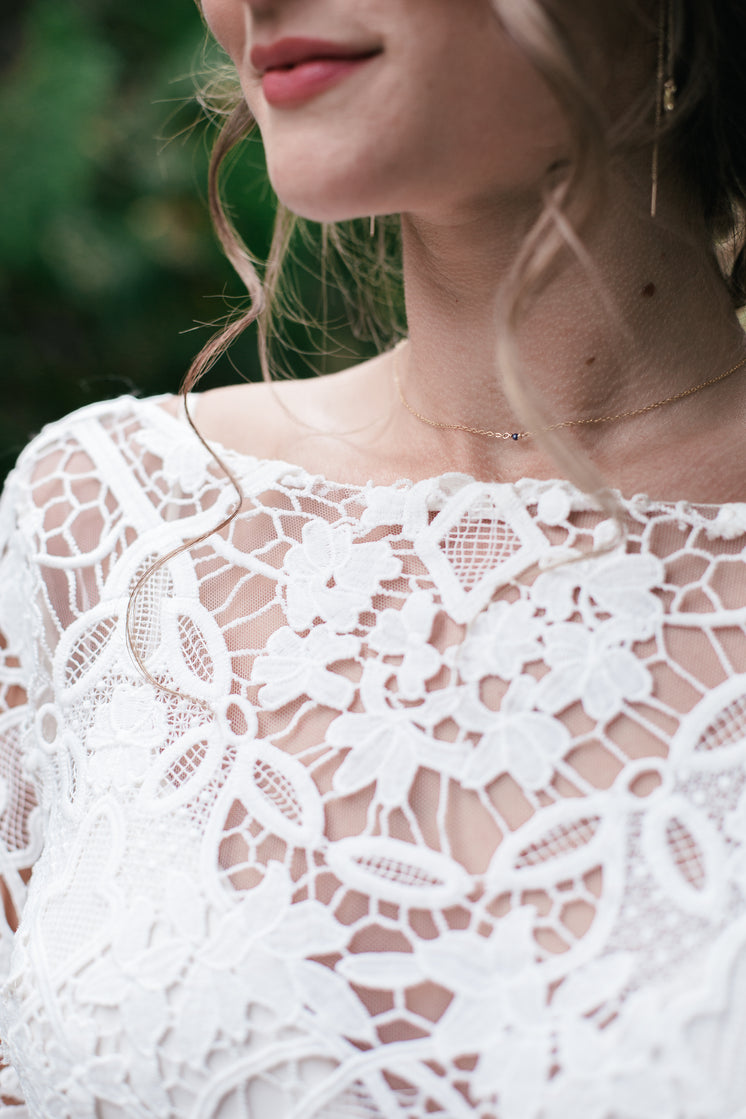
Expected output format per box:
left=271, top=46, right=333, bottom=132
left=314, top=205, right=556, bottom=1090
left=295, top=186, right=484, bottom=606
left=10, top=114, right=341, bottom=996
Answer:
left=2, top=396, right=746, bottom=1118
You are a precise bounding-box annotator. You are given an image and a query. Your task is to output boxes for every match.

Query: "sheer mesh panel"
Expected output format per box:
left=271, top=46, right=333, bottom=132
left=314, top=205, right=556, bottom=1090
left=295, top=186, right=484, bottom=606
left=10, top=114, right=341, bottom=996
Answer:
left=1, top=396, right=746, bottom=1117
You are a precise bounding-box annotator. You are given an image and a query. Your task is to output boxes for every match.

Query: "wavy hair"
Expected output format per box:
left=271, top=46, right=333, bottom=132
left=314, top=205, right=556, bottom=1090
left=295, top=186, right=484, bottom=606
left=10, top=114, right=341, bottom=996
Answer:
left=182, top=0, right=746, bottom=422
left=126, top=0, right=746, bottom=687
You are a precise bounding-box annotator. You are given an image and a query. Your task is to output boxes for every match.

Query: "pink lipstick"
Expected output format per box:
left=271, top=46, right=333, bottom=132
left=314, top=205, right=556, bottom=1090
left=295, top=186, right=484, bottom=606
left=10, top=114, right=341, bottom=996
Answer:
left=251, top=37, right=381, bottom=107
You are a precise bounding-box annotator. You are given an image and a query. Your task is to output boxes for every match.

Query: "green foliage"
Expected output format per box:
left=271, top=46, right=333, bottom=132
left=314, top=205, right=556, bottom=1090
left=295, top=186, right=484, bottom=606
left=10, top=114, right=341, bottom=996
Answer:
left=0, top=0, right=403, bottom=484
left=0, top=0, right=273, bottom=479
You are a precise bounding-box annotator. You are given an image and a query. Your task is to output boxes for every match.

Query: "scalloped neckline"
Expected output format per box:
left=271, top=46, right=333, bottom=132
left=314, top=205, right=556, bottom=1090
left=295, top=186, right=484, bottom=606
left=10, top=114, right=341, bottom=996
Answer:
left=142, top=393, right=741, bottom=517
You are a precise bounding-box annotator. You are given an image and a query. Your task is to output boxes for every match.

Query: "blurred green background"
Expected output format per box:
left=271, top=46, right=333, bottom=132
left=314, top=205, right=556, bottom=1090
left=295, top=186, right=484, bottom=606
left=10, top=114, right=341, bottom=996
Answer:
left=0, top=0, right=397, bottom=484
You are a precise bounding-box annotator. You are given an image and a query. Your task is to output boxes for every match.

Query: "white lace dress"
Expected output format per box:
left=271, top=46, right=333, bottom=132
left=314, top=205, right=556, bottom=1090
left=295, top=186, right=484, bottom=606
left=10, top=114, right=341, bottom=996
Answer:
left=1, top=395, right=746, bottom=1119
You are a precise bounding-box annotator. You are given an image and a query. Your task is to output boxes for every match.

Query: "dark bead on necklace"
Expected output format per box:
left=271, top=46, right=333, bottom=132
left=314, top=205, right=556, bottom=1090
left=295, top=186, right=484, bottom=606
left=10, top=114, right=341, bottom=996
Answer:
left=512, top=433, right=519, bottom=440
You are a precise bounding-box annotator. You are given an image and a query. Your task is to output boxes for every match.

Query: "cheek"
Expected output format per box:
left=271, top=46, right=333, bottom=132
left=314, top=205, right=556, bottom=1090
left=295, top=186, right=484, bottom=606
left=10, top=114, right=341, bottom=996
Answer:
left=200, top=0, right=247, bottom=63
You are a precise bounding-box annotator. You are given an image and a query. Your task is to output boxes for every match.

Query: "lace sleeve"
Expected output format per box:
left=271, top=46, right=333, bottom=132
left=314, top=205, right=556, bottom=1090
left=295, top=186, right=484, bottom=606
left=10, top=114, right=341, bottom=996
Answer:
left=0, top=472, right=42, bottom=1115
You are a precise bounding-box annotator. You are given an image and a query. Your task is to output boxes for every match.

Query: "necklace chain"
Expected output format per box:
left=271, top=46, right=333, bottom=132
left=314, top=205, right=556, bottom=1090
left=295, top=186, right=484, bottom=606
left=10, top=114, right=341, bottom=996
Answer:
left=393, top=347, right=746, bottom=442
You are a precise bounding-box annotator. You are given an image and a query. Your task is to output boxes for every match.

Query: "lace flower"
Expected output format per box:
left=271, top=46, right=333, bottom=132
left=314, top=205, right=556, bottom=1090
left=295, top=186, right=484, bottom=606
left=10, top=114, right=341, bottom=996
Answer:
left=328, top=663, right=436, bottom=804
left=328, top=711, right=430, bottom=806
left=378, top=930, right=553, bottom=1115
left=536, top=620, right=652, bottom=721
left=358, top=483, right=409, bottom=530
left=133, top=423, right=213, bottom=493
left=86, top=683, right=167, bottom=789
left=55, top=1054, right=135, bottom=1115
left=252, top=625, right=359, bottom=710
left=433, top=908, right=551, bottom=1113
left=460, top=676, right=571, bottom=792
left=366, top=591, right=440, bottom=700
left=459, top=598, right=543, bottom=683
left=285, top=521, right=402, bottom=632
left=533, top=551, right=664, bottom=630
left=75, top=863, right=304, bottom=1079
left=547, top=984, right=674, bottom=1119
left=468, top=951, right=636, bottom=1117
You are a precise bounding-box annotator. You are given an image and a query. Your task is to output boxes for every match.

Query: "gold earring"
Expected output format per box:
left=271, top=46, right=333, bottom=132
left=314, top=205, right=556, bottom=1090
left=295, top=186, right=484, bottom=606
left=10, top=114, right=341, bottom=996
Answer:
left=651, top=0, right=677, bottom=218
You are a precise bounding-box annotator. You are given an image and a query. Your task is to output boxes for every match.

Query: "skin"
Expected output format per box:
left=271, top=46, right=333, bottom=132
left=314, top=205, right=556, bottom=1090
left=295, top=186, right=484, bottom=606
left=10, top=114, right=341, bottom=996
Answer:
left=203, top=0, right=569, bottom=220
left=195, top=0, right=746, bottom=501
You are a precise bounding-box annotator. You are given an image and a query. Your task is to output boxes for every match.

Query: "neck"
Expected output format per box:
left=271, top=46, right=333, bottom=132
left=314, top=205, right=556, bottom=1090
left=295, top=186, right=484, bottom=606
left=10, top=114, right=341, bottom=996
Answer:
left=397, top=167, right=746, bottom=487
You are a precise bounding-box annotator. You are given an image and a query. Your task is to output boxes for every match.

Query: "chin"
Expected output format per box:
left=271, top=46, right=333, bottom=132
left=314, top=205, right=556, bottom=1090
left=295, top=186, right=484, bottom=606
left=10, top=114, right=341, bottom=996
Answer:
left=264, top=146, right=396, bottom=225
left=269, top=180, right=375, bottom=225
left=279, top=200, right=368, bottom=224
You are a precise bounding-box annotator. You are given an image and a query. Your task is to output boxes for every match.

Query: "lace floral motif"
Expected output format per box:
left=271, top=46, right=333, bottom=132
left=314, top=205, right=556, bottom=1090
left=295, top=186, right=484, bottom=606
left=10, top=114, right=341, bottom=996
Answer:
left=285, top=520, right=402, bottom=630
left=536, top=620, right=653, bottom=721
left=460, top=676, right=572, bottom=791
left=1, top=395, right=746, bottom=1118
left=253, top=626, right=360, bottom=710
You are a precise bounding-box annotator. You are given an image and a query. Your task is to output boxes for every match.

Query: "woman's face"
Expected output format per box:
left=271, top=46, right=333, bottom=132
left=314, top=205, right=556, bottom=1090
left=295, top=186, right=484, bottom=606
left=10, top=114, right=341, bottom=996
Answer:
left=201, top=0, right=571, bottom=223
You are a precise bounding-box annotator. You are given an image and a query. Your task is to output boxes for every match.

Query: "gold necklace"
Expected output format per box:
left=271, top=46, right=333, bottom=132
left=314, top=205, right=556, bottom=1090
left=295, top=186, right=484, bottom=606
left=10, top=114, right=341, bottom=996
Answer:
left=393, top=347, right=746, bottom=442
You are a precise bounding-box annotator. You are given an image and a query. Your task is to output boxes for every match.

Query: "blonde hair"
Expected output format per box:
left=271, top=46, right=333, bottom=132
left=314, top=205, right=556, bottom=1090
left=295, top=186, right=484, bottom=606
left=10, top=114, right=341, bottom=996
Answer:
left=183, top=0, right=746, bottom=417
left=126, top=0, right=746, bottom=685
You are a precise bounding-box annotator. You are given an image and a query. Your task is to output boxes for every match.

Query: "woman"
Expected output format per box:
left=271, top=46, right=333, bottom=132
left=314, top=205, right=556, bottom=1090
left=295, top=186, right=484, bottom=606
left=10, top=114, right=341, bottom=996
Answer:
left=1, top=0, right=746, bottom=1115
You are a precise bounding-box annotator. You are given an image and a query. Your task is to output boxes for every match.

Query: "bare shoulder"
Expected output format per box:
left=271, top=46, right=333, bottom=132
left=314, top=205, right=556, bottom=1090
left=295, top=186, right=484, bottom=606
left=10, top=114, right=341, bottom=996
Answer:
left=182, top=352, right=396, bottom=464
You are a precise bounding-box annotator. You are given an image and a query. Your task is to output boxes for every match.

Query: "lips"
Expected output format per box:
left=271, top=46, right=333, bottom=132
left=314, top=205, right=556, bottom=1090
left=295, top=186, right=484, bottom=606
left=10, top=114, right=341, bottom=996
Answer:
left=251, top=37, right=379, bottom=74
left=251, top=37, right=381, bottom=107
